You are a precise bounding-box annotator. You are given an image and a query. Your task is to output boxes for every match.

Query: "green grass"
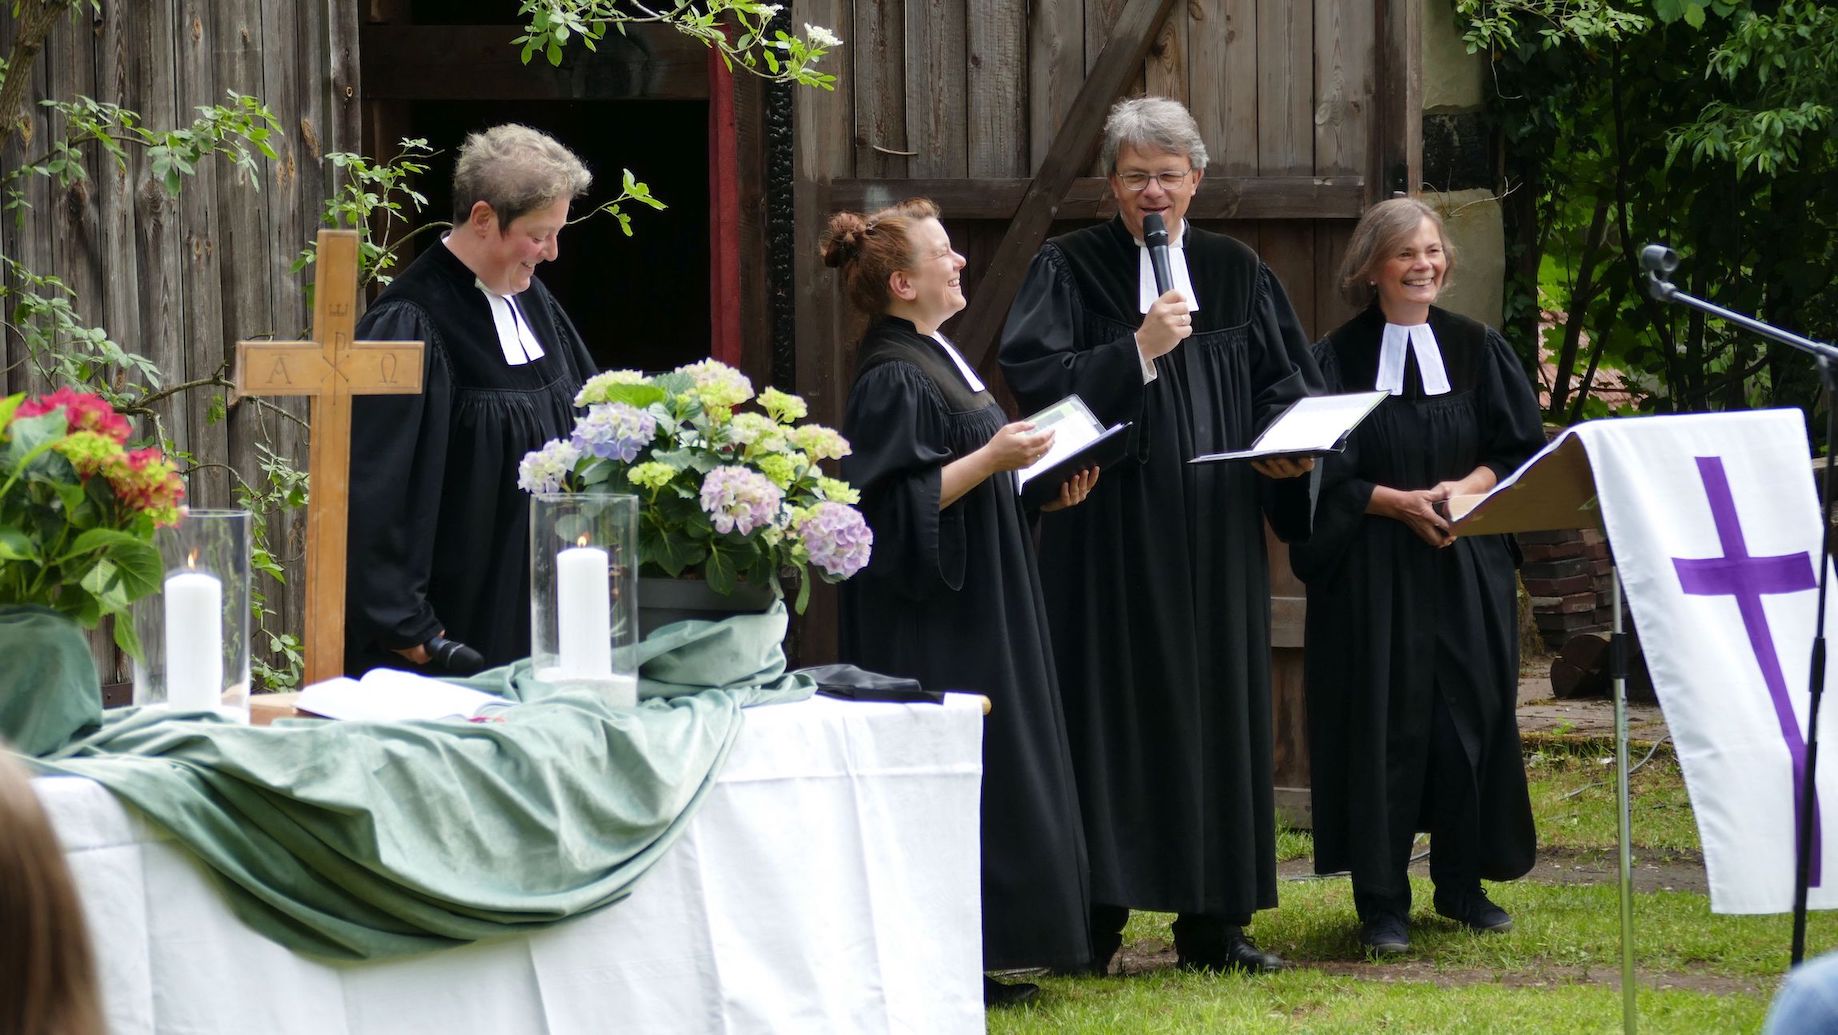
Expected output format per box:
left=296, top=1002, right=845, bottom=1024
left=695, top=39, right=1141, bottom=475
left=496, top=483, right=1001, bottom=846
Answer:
left=989, top=970, right=1766, bottom=1034
left=1524, top=746, right=1702, bottom=857
left=988, top=744, right=1826, bottom=1032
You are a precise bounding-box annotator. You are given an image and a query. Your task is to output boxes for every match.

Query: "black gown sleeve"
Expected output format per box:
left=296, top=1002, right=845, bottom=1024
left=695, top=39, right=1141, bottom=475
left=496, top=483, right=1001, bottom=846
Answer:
left=1249, top=264, right=1326, bottom=542
left=345, top=302, right=452, bottom=651
left=1478, top=327, right=1546, bottom=481
left=1289, top=338, right=1375, bottom=584
left=998, top=245, right=1148, bottom=424
left=840, top=362, right=966, bottom=599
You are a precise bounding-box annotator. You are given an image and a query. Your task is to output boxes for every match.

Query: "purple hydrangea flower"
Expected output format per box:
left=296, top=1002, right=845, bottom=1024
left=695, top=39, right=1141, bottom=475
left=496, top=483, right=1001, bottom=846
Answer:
left=699, top=465, right=784, bottom=536
left=517, top=439, right=582, bottom=494
left=571, top=402, right=658, bottom=462
left=795, top=502, right=873, bottom=579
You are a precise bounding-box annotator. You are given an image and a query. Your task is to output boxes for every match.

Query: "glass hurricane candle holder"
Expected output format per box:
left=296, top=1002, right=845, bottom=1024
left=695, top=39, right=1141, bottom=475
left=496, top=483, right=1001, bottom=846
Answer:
left=130, top=508, right=252, bottom=720
left=530, top=493, right=639, bottom=707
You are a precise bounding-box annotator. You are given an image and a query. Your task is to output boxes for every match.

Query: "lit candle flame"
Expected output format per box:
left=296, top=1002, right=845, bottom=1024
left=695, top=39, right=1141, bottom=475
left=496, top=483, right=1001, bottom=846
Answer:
left=186, top=548, right=200, bottom=570
left=577, top=533, right=590, bottom=548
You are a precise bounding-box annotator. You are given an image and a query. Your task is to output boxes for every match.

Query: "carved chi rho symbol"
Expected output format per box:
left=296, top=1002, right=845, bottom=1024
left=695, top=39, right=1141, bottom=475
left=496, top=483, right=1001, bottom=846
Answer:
left=1671, top=455, right=1821, bottom=884
left=234, top=230, right=425, bottom=684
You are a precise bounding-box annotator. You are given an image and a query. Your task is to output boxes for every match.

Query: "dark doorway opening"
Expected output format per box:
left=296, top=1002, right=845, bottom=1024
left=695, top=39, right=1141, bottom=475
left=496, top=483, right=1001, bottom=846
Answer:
left=400, top=99, right=709, bottom=374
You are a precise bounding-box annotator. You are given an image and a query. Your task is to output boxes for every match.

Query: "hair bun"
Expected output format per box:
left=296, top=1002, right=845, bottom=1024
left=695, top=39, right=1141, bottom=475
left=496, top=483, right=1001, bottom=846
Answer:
left=820, top=212, right=870, bottom=268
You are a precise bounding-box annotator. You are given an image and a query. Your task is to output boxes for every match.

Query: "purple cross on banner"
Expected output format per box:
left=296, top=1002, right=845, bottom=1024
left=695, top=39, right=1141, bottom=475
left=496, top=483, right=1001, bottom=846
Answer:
left=1672, top=455, right=1822, bottom=885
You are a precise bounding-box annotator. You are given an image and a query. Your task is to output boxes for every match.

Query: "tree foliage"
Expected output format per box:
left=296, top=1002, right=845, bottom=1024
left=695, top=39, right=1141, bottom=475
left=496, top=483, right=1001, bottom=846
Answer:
left=1454, top=0, right=1838, bottom=422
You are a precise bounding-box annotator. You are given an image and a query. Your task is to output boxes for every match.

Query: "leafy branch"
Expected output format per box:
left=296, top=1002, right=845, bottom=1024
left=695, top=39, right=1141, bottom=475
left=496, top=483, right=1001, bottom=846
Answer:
left=514, top=1, right=841, bottom=90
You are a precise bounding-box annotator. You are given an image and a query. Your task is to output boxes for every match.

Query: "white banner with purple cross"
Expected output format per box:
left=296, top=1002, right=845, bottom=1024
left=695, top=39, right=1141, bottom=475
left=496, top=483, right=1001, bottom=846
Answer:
left=1572, top=408, right=1838, bottom=913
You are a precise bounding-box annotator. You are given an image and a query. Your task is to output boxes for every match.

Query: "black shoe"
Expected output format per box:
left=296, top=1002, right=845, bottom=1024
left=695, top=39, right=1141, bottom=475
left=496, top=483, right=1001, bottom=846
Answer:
left=983, top=975, right=1041, bottom=1008
left=1359, top=913, right=1410, bottom=956
left=1436, top=889, right=1513, bottom=933
left=1178, top=928, right=1286, bottom=974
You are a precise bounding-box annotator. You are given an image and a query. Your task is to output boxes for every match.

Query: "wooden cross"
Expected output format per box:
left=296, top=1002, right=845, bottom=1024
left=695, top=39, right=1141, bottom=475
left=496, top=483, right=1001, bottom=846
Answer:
left=235, top=229, right=425, bottom=685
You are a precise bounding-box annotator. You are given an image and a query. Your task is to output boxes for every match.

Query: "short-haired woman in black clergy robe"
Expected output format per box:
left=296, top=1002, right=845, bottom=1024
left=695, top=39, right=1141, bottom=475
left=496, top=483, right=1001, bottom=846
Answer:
left=820, top=199, right=1097, bottom=1008
left=344, top=125, right=598, bottom=675
left=1290, top=197, right=1544, bottom=957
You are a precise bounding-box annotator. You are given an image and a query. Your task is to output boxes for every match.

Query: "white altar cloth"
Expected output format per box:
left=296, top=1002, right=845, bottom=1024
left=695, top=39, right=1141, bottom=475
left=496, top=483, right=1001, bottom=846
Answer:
left=37, top=694, right=986, bottom=1034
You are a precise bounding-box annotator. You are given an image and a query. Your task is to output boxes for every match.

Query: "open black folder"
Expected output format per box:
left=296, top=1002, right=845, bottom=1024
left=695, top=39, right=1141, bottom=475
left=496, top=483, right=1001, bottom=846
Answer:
left=1189, top=390, right=1388, bottom=464
left=1014, top=395, right=1133, bottom=508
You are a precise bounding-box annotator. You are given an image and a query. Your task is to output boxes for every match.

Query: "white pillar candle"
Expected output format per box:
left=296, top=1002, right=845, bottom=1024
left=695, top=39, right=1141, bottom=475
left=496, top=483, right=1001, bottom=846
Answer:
left=556, top=544, right=613, bottom=678
left=163, top=569, right=223, bottom=711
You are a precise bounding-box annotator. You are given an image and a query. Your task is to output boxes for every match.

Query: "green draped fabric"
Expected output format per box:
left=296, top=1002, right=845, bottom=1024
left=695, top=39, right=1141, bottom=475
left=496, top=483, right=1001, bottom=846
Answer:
left=0, top=605, right=102, bottom=756
left=19, top=601, right=811, bottom=961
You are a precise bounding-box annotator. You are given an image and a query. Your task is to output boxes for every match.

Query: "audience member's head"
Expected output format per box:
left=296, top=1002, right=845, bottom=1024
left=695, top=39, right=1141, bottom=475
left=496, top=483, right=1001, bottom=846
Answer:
left=0, top=749, right=103, bottom=1035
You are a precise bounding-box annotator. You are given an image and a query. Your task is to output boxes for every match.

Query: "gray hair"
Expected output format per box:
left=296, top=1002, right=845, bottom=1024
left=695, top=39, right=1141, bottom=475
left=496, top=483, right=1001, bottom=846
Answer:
left=1337, top=196, right=1457, bottom=308
left=1100, top=96, right=1209, bottom=174
left=451, top=124, right=593, bottom=229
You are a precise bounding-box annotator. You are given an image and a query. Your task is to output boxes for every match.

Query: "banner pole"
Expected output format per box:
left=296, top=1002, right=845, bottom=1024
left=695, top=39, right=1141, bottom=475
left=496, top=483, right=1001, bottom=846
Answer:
left=1613, top=571, right=1637, bottom=1033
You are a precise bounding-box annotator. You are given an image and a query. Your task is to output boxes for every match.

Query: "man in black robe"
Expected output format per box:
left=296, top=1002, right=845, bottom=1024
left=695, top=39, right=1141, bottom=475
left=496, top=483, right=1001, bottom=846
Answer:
left=999, top=97, right=1320, bottom=974
left=344, top=124, right=598, bottom=675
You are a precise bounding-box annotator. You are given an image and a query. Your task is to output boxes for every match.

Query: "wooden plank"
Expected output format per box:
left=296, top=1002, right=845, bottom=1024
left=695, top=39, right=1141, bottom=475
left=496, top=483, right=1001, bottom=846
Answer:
left=730, top=72, right=773, bottom=386
left=328, top=0, right=362, bottom=160
left=851, top=0, right=908, bottom=179
left=1027, top=0, right=1082, bottom=174
left=125, top=0, right=186, bottom=452
left=1313, top=0, right=1374, bottom=178
left=1259, top=220, right=1316, bottom=346
left=1185, top=0, right=1227, bottom=170
left=358, top=24, right=709, bottom=101
left=827, top=175, right=1365, bottom=220
left=1376, top=0, right=1421, bottom=198
left=905, top=0, right=968, bottom=178
left=173, top=0, right=231, bottom=506
left=966, top=0, right=1026, bottom=178
left=943, top=0, right=1177, bottom=371
left=93, top=1, right=143, bottom=415
left=1256, top=0, right=1312, bottom=176
left=1313, top=220, right=1355, bottom=339
left=792, top=0, right=851, bottom=667
left=1216, top=0, right=1259, bottom=176
left=1143, top=0, right=1188, bottom=107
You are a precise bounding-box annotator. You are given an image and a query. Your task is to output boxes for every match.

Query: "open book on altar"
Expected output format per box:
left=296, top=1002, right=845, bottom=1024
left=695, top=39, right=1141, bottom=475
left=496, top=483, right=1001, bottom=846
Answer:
left=296, top=668, right=515, bottom=723
left=1015, top=395, right=1132, bottom=508
left=1189, top=390, right=1389, bottom=464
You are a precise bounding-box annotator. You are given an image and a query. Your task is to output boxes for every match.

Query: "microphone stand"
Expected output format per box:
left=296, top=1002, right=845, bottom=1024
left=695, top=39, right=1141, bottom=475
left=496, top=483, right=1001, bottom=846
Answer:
left=1643, top=245, right=1838, bottom=965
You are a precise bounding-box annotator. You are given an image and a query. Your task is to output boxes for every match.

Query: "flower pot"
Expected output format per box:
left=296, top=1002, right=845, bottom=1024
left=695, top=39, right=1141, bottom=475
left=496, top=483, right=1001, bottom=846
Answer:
left=638, top=576, right=776, bottom=640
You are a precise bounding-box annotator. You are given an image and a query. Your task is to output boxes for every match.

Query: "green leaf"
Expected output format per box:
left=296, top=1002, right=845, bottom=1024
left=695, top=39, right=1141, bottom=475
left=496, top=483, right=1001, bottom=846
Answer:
left=596, top=382, right=668, bottom=409
left=704, top=546, right=737, bottom=595
left=0, top=527, right=35, bottom=561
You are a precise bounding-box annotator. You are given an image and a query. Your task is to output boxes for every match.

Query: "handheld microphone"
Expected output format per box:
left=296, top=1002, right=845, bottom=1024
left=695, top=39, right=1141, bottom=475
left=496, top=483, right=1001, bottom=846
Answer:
left=1142, top=212, right=1175, bottom=297
left=425, top=635, right=485, bottom=675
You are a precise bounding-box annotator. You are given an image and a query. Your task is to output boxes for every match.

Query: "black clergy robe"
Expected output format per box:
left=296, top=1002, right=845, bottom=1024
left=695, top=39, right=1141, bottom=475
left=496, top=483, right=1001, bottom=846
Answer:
left=998, top=218, right=1320, bottom=920
left=344, top=241, right=595, bottom=674
left=839, top=316, right=1090, bottom=971
left=1289, top=305, right=1543, bottom=895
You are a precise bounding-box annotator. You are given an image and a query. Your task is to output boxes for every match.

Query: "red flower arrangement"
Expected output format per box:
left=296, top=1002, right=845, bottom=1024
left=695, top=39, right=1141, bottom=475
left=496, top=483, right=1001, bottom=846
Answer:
left=1, top=389, right=183, bottom=649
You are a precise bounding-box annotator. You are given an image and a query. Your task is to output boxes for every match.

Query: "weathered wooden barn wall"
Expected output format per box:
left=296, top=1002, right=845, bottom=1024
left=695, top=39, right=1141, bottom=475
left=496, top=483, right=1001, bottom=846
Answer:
left=790, top=0, right=1422, bottom=801
left=0, top=1, right=360, bottom=681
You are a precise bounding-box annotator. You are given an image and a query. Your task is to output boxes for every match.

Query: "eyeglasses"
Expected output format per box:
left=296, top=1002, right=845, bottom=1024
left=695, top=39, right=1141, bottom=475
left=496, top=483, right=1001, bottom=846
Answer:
left=1115, top=169, right=1193, bottom=192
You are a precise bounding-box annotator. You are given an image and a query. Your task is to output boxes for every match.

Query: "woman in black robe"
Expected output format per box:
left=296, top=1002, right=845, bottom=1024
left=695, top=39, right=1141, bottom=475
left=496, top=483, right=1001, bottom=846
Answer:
left=1290, top=197, right=1544, bottom=956
left=820, top=199, right=1095, bottom=1006
left=345, top=125, right=598, bottom=675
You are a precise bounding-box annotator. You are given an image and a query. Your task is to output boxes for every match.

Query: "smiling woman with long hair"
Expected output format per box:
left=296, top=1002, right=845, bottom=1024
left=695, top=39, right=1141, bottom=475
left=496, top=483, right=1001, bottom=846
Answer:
left=0, top=749, right=104, bottom=1035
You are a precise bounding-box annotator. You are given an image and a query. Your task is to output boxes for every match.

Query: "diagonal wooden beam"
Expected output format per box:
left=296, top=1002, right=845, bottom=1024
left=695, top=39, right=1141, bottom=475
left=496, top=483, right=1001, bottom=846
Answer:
left=952, top=0, right=1176, bottom=371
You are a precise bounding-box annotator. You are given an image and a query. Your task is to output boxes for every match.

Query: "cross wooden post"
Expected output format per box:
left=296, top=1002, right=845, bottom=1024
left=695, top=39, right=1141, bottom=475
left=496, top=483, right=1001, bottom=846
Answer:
left=235, top=229, right=425, bottom=684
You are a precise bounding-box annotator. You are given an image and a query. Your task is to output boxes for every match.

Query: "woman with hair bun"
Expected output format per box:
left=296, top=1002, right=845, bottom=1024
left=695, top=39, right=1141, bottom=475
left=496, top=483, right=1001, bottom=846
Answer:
left=821, top=200, right=1094, bottom=1007
left=1291, top=196, right=1543, bottom=957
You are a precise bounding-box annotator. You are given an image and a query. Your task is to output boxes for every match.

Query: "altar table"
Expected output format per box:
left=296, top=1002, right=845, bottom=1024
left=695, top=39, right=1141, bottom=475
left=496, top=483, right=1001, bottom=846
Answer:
left=37, top=694, right=986, bottom=1034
